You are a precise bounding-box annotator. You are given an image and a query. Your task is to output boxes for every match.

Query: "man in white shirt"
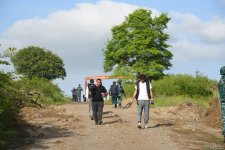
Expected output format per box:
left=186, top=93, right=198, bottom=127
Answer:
left=131, top=74, right=154, bottom=129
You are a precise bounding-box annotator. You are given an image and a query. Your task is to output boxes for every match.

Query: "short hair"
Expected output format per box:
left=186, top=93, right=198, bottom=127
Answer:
left=139, top=74, right=146, bottom=80
left=96, top=78, right=101, bottom=81
left=90, top=79, right=94, bottom=83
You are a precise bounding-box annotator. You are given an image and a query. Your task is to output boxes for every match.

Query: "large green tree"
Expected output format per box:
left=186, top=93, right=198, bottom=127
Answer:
left=11, top=46, right=66, bottom=80
left=103, top=9, right=173, bottom=80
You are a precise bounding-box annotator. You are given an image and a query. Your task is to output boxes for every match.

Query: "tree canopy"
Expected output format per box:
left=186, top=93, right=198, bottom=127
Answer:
left=11, top=46, right=66, bottom=80
left=103, top=9, right=173, bottom=80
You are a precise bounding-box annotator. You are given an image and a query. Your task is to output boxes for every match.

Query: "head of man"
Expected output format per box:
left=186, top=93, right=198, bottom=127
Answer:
left=139, top=74, right=146, bottom=82
left=113, top=81, right=116, bottom=85
left=117, top=80, right=122, bottom=85
left=96, top=78, right=102, bottom=87
left=90, top=79, right=94, bottom=83
left=220, top=66, right=225, bottom=76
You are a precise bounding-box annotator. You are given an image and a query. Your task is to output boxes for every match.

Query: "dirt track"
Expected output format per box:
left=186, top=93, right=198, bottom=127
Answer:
left=14, top=101, right=225, bottom=150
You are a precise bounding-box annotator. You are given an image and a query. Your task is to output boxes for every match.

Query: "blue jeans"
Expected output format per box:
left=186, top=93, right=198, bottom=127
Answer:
left=111, top=95, right=117, bottom=105
left=137, top=100, right=150, bottom=124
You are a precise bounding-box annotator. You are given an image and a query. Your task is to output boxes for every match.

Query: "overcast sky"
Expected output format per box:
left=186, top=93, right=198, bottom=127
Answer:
left=0, top=0, right=225, bottom=96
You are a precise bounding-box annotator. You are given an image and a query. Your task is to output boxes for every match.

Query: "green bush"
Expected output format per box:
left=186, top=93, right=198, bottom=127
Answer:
left=15, top=77, right=68, bottom=105
left=152, top=74, right=216, bottom=98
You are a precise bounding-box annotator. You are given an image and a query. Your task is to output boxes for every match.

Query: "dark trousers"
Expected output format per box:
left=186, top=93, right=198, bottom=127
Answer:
left=72, top=95, right=77, bottom=102
left=92, top=102, right=103, bottom=124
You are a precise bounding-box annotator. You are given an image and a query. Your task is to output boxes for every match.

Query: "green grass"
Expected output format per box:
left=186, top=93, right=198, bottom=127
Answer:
left=153, top=95, right=211, bottom=108
left=211, top=136, right=224, bottom=144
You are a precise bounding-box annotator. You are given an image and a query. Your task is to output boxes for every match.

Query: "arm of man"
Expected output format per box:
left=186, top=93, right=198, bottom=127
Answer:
left=101, top=87, right=107, bottom=97
left=108, top=86, right=112, bottom=96
left=150, top=82, right=154, bottom=101
left=131, top=89, right=137, bottom=103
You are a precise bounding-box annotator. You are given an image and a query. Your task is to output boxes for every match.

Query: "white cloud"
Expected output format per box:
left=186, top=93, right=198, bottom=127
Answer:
left=168, top=12, right=225, bottom=43
left=1, top=1, right=140, bottom=74
left=0, top=1, right=142, bottom=95
left=167, top=12, right=225, bottom=65
left=1, top=0, right=225, bottom=95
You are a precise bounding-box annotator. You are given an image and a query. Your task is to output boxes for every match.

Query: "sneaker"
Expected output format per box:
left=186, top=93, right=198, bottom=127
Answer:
left=98, top=121, right=103, bottom=125
left=144, top=124, right=149, bottom=129
left=91, top=116, right=94, bottom=120
left=137, top=122, right=141, bottom=128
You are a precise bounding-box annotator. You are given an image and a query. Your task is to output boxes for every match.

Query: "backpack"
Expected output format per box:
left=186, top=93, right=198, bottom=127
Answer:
left=88, top=83, right=96, bottom=98
left=118, top=85, right=124, bottom=94
left=110, top=84, right=119, bottom=95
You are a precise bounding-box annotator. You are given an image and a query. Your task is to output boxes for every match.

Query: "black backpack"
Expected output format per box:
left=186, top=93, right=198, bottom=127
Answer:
left=88, top=83, right=96, bottom=98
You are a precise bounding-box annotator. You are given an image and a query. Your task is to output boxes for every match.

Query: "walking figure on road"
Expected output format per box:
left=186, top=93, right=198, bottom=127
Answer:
left=117, top=80, right=124, bottom=108
left=218, top=66, right=225, bottom=143
left=92, top=79, right=107, bottom=125
left=109, top=81, right=119, bottom=108
left=87, top=79, right=96, bottom=120
left=76, top=84, right=83, bottom=102
left=131, top=74, right=154, bottom=129
left=71, top=87, right=77, bottom=102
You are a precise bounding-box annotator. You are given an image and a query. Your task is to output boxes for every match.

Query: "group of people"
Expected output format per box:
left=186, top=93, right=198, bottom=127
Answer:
left=70, top=67, right=225, bottom=142
left=85, top=73, right=154, bottom=128
left=71, top=84, right=83, bottom=102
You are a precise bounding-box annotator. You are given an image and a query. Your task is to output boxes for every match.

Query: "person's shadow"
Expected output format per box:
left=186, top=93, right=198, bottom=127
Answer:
left=150, top=123, right=174, bottom=128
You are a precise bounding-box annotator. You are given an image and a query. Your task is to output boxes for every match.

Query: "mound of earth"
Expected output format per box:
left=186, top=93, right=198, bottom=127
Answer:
left=203, top=98, right=222, bottom=128
left=153, top=102, right=205, bottom=122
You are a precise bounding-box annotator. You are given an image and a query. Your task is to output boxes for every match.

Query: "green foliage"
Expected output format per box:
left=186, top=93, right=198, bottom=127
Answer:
left=0, top=49, right=68, bottom=148
left=15, top=77, right=68, bottom=105
left=153, top=96, right=209, bottom=108
left=11, top=46, right=66, bottom=80
left=123, top=82, right=135, bottom=98
left=152, top=74, right=216, bottom=98
left=103, top=8, right=173, bottom=80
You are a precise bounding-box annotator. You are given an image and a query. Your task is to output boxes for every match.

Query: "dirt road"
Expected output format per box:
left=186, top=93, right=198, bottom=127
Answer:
left=14, top=101, right=225, bottom=150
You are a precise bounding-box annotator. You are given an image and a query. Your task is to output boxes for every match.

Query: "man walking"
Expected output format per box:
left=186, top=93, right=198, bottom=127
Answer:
left=76, top=84, right=83, bottom=102
left=109, top=81, right=119, bottom=108
left=71, top=87, right=77, bottom=102
left=88, top=79, right=96, bottom=120
left=218, top=66, right=225, bottom=143
left=131, top=74, right=154, bottom=129
left=117, top=80, right=124, bottom=108
left=92, top=79, right=107, bottom=125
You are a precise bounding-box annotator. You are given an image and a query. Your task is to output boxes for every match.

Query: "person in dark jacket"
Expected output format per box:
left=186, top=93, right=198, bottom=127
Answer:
left=71, top=87, right=77, bottom=102
left=92, top=79, right=107, bottom=125
left=218, top=66, right=225, bottom=143
left=109, top=81, right=119, bottom=108
left=117, top=80, right=124, bottom=108
left=88, top=79, right=96, bottom=120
